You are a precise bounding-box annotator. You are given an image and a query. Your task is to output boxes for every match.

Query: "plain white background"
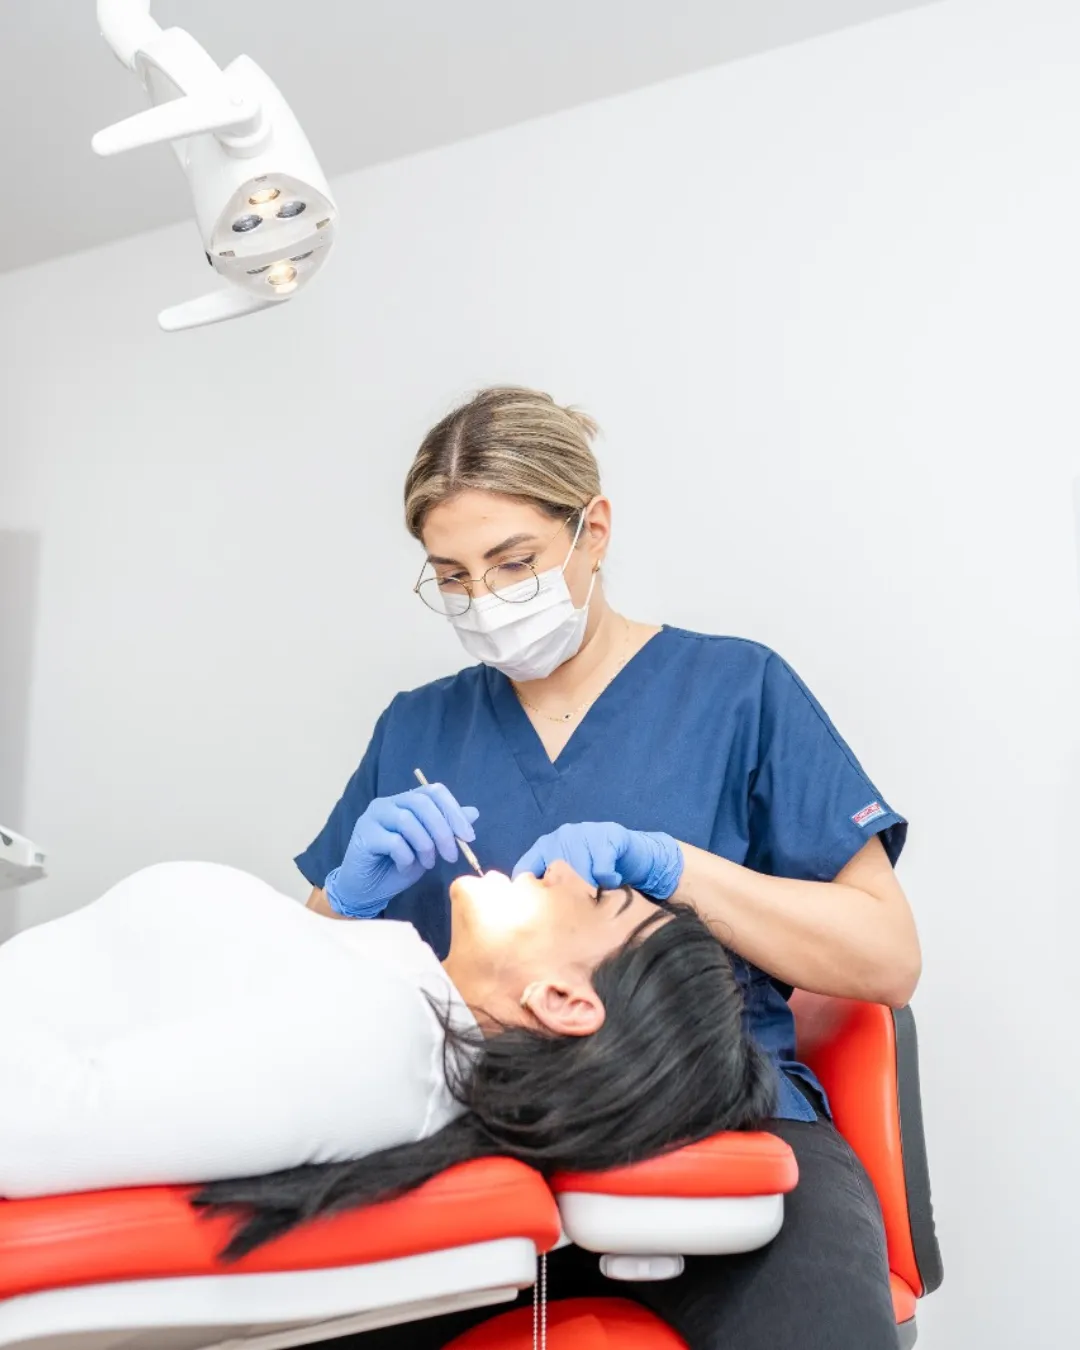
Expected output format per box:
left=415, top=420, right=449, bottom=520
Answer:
left=1, top=0, right=1077, bottom=1344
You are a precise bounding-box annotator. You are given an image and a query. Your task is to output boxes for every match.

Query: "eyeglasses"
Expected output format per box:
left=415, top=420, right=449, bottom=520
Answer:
left=414, top=515, right=576, bottom=618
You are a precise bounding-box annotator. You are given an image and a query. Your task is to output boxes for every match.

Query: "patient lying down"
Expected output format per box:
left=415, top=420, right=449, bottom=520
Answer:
left=0, top=859, right=775, bottom=1257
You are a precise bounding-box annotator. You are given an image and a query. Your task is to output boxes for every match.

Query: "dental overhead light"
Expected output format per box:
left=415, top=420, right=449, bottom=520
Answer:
left=92, top=0, right=338, bottom=332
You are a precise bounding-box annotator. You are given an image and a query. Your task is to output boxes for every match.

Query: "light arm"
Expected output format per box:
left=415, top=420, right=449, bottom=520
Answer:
left=96, top=0, right=159, bottom=70
left=92, top=12, right=263, bottom=158
left=157, top=288, right=276, bottom=332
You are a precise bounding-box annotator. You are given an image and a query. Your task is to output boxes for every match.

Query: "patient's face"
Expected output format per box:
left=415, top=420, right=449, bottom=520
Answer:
left=445, top=862, right=665, bottom=1033
left=449, top=862, right=660, bottom=961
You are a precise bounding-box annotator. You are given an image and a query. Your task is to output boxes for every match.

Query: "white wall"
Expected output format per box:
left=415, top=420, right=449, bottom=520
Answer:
left=1, top=0, right=1077, bottom=1343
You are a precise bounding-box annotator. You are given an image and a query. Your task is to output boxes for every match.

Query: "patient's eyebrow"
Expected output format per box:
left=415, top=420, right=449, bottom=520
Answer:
left=595, top=884, right=634, bottom=914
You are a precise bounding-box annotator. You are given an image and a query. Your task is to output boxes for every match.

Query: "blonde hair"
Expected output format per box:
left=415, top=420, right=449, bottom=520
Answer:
left=404, top=387, right=602, bottom=539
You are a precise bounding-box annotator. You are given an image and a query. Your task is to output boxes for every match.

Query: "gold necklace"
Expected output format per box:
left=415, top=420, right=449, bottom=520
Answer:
left=514, top=621, right=633, bottom=724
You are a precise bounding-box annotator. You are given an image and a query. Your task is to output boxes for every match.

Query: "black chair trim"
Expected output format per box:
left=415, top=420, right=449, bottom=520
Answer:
left=892, top=1006, right=944, bottom=1295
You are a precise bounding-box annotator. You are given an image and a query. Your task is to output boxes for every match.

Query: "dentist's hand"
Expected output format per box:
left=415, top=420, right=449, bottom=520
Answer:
left=513, top=822, right=684, bottom=900
left=325, top=786, right=479, bottom=918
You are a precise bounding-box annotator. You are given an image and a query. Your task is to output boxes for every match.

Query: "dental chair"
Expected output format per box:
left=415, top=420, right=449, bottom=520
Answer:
left=0, top=994, right=941, bottom=1350
left=444, top=994, right=944, bottom=1350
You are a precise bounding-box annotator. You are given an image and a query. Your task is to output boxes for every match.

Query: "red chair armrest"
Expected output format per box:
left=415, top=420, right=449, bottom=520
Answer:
left=553, top=1131, right=798, bottom=1198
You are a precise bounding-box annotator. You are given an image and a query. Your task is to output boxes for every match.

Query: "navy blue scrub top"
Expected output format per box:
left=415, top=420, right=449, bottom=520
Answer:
left=296, top=627, right=907, bottom=1123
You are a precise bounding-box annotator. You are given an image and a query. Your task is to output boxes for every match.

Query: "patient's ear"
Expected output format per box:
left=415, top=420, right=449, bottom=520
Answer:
left=520, top=979, right=605, bottom=1036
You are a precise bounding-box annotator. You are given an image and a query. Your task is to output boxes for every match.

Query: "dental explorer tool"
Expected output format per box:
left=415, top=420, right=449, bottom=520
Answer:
left=413, top=768, right=483, bottom=876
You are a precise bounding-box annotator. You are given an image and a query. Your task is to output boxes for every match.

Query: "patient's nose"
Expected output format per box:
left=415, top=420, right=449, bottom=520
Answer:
left=541, top=859, right=579, bottom=887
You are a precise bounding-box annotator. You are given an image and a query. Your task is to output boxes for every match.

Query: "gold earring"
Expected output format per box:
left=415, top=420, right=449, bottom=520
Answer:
left=519, top=981, right=539, bottom=1009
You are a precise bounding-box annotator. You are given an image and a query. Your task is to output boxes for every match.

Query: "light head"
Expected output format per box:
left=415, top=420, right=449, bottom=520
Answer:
left=93, top=2, right=338, bottom=332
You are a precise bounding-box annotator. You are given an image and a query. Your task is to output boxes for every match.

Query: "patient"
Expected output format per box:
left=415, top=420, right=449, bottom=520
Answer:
left=0, top=858, right=774, bottom=1257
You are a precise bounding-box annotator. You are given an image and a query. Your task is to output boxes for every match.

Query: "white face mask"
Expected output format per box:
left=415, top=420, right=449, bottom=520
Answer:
left=448, top=515, right=598, bottom=682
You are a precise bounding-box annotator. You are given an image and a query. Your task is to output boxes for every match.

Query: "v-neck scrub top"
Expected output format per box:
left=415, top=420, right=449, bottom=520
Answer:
left=297, top=626, right=907, bottom=1122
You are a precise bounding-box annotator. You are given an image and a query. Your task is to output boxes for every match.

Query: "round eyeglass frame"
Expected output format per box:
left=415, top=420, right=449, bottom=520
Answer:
left=413, top=514, right=577, bottom=618
left=414, top=562, right=539, bottom=616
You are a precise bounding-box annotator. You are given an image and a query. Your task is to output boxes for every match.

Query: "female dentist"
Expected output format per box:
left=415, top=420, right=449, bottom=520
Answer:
left=298, top=386, right=921, bottom=1350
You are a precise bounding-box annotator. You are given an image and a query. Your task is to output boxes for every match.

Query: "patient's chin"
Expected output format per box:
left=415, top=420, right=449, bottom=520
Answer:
left=447, top=873, right=495, bottom=930
left=450, top=872, right=542, bottom=936
left=450, top=871, right=511, bottom=902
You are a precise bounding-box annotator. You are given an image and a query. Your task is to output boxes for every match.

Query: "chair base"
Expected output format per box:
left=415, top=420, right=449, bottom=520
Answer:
left=0, top=1238, right=536, bottom=1350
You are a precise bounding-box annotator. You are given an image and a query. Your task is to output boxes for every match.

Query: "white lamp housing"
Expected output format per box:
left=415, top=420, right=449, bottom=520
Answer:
left=0, top=826, right=46, bottom=891
left=93, top=0, right=338, bottom=331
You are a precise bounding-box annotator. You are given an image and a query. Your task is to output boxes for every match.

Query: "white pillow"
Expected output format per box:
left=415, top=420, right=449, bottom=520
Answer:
left=0, top=862, right=473, bottom=1198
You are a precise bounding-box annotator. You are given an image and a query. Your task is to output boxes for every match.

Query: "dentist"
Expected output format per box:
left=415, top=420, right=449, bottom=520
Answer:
left=297, top=386, right=920, bottom=1350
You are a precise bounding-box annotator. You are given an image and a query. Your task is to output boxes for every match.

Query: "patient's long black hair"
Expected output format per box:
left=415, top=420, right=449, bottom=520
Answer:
left=194, top=903, right=777, bottom=1259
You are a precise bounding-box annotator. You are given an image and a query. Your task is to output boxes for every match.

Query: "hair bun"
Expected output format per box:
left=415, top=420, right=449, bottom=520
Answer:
left=563, top=405, right=600, bottom=443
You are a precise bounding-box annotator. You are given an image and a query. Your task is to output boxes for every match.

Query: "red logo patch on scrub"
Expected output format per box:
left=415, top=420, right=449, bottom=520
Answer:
left=852, top=801, right=886, bottom=828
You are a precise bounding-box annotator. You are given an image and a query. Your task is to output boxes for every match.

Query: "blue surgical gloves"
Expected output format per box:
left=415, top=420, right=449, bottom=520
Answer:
left=513, top=822, right=685, bottom=900
left=324, top=785, right=479, bottom=918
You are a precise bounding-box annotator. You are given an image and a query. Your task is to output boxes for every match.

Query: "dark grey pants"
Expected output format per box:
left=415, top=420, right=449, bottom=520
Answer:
left=320, top=1113, right=900, bottom=1350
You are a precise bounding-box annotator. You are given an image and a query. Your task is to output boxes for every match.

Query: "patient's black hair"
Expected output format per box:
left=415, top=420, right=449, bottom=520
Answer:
left=194, top=903, right=777, bottom=1259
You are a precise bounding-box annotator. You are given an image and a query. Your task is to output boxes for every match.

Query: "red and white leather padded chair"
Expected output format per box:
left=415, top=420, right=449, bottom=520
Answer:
left=0, top=1136, right=794, bottom=1348
left=0, top=994, right=939, bottom=1350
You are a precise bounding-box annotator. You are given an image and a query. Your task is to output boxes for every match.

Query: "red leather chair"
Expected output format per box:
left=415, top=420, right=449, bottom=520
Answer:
left=444, top=994, right=943, bottom=1350
left=0, top=996, right=940, bottom=1350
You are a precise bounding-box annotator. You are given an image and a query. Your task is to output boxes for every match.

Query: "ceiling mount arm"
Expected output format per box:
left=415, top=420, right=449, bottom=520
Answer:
left=97, top=0, right=161, bottom=70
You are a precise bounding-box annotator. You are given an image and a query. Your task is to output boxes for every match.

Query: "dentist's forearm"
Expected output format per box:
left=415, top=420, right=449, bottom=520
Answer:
left=305, top=886, right=349, bottom=919
left=671, top=839, right=921, bottom=1007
